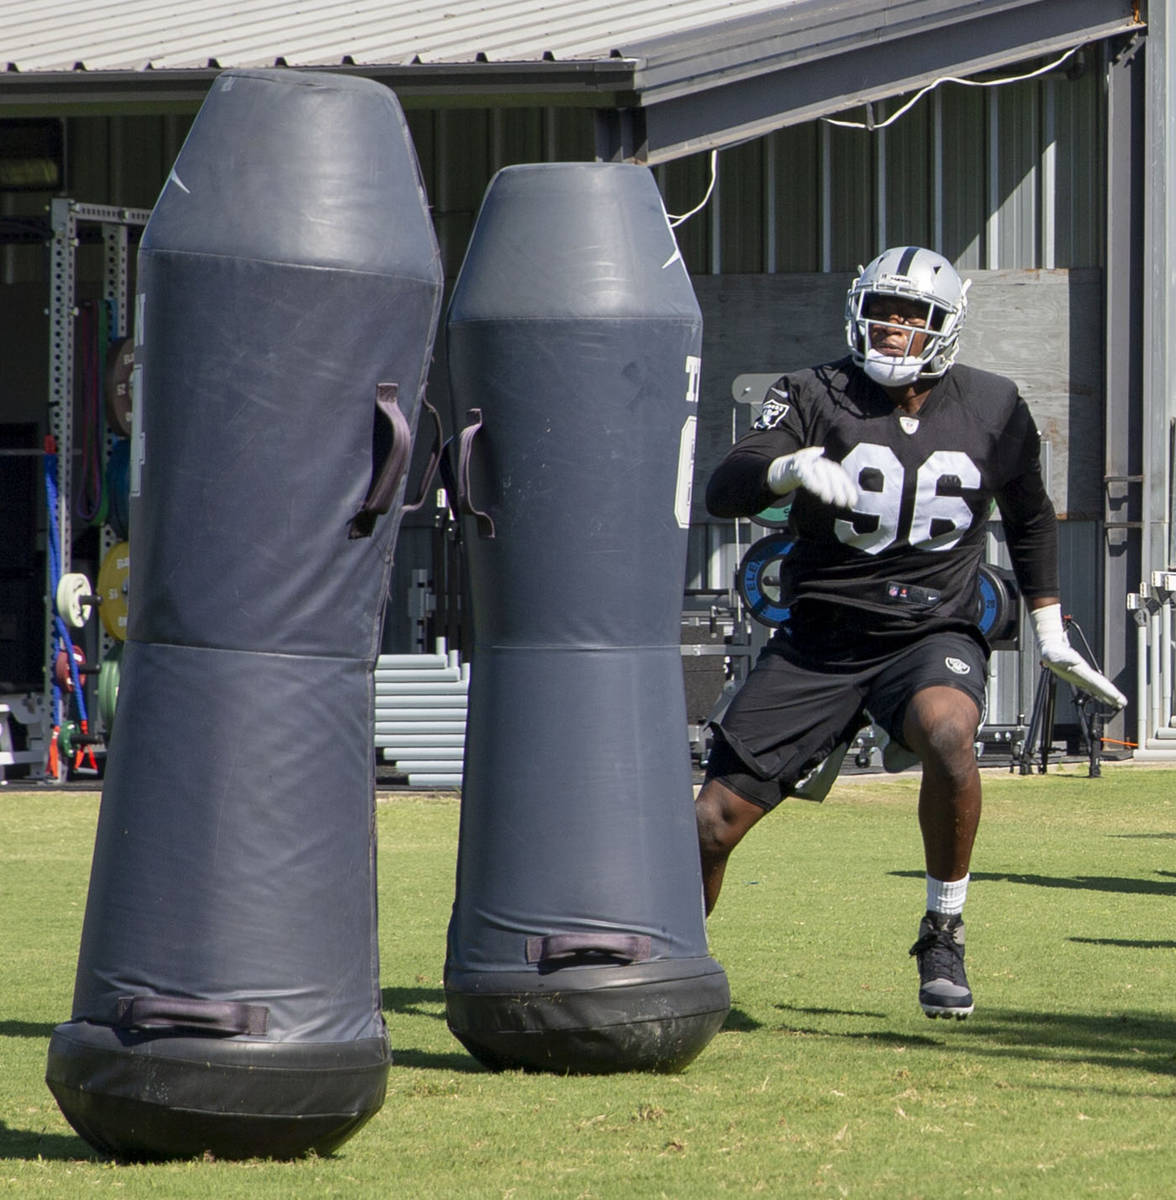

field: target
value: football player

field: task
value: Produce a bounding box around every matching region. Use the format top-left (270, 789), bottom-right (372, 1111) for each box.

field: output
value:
top-left (697, 245), bottom-right (1125, 1019)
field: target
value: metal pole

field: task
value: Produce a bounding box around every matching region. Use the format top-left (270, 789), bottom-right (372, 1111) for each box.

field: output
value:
top-left (1103, 36), bottom-right (1146, 754)
top-left (1146, 0), bottom-right (1174, 576)
top-left (1137, 609), bottom-right (1150, 750)
top-left (44, 198), bottom-right (78, 776)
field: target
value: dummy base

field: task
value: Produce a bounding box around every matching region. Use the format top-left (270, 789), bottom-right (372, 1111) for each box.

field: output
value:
top-left (46, 1020), bottom-right (389, 1161)
top-left (445, 956), bottom-right (730, 1074)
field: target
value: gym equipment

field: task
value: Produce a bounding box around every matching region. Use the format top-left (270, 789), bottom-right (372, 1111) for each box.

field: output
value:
top-left (56, 719), bottom-right (103, 761)
top-left (444, 162), bottom-right (729, 1074)
top-left (95, 542), bottom-right (129, 641)
top-left (97, 643), bottom-right (121, 734)
top-left (104, 337), bottom-right (135, 437)
top-left (54, 573), bottom-right (95, 630)
top-left (43, 438), bottom-right (97, 778)
top-left (53, 647), bottom-right (87, 692)
top-left (42, 201), bottom-right (148, 770)
top-left (752, 498), bottom-right (792, 529)
top-left (975, 561), bottom-right (1019, 649)
top-left (736, 534), bottom-right (797, 627)
top-left (46, 68), bottom-right (443, 1161)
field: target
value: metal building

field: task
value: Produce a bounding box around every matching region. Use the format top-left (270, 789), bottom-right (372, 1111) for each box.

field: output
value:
top-left (1, 0), bottom-right (1169, 779)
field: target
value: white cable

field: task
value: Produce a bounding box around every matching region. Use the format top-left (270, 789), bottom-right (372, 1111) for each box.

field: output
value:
top-left (667, 150), bottom-right (718, 227)
top-left (663, 47), bottom-right (1079, 228)
top-left (822, 45), bottom-right (1081, 132)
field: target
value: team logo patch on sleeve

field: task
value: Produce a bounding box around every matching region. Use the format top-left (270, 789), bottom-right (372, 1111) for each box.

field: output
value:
top-left (945, 657), bottom-right (971, 675)
top-left (754, 388), bottom-right (791, 430)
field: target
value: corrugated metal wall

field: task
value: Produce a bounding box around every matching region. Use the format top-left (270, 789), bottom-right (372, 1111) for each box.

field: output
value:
top-left (651, 58), bottom-right (1104, 275)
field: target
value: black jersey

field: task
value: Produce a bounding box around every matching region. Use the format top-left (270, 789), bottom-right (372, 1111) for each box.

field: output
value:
top-left (706, 356), bottom-right (1059, 646)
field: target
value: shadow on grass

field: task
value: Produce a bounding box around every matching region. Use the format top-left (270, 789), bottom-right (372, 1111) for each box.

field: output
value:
top-left (382, 985), bottom-right (446, 1018)
top-left (390, 1047), bottom-right (484, 1071)
top-left (382, 986), bottom-right (486, 1072)
top-left (961, 1008), bottom-right (1176, 1076)
top-left (772, 1005), bottom-right (944, 1046)
top-left (768, 1002), bottom-right (1176, 1075)
top-left (0, 1120), bottom-right (96, 1163)
top-left (721, 1005), bottom-right (763, 1032)
top-left (0, 1020), bottom-right (58, 1038)
top-left (1070, 936), bottom-right (1176, 950)
top-left (890, 868), bottom-right (1176, 896)
top-left (779, 1004), bottom-right (887, 1020)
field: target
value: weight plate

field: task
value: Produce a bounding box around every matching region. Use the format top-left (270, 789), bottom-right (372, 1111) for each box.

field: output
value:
top-left (54, 646), bottom-right (86, 692)
top-left (751, 498), bottom-right (792, 530)
top-left (976, 562), bottom-right (1020, 648)
top-left (104, 337), bottom-right (135, 437)
top-left (55, 572), bottom-right (92, 629)
top-left (57, 721), bottom-right (79, 759)
top-left (736, 534), bottom-right (797, 627)
top-left (98, 642), bottom-right (123, 734)
top-left (97, 541), bottom-right (130, 641)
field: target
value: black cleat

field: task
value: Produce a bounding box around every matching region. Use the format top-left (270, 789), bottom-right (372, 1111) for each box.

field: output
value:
top-left (909, 911), bottom-right (974, 1019)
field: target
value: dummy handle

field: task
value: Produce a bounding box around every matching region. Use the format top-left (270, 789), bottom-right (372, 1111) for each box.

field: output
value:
top-left (399, 397), bottom-right (444, 517)
top-left (115, 995), bottom-right (270, 1036)
top-left (525, 932), bottom-right (652, 966)
top-left (348, 381), bottom-right (412, 539)
top-left (455, 407), bottom-right (495, 539)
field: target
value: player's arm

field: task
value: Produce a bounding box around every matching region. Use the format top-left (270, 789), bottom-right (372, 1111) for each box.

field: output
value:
top-left (705, 380), bottom-right (857, 518)
top-left (1026, 597), bottom-right (1127, 709)
top-left (705, 429), bottom-right (789, 518)
top-left (997, 404), bottom-right (1126, 709)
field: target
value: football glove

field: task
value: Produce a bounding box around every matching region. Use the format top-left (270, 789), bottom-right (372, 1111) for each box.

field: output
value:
top-left (1030, 603), bottom-right (1126, 710)
top-left (766, 446), bottom-right (859, 509)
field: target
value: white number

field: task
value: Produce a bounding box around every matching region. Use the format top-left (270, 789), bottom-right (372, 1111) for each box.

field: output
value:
top-left (909, 450), bottom-right (981, 551)
top-left (834, 443), bottom-right (980, 556)
top-left (835, 444), bottom-right (903, 554)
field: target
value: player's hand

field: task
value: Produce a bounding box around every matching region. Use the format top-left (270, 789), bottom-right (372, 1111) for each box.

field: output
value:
top-left (1030, 603), bottom-right (1127, 709)
top-left (766, 446), bottom-right (859, 508)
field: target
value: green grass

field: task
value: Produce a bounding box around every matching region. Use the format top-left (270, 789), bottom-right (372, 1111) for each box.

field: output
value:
top-left (2, 765), bottom-right (1176, 1196)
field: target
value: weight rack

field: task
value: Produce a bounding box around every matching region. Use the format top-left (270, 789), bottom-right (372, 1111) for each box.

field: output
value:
top-left (40, 199), bottom-right (150, 779)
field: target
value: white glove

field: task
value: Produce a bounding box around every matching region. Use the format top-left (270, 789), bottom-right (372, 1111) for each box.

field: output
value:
top-left (1030, 603), bottom-right (1127, 709)
top-left (766, 446), bottom-right (859, 509)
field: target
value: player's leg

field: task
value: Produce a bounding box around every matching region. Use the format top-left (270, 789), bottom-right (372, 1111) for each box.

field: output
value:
top-left (902, 684), bottom-right (983, 885)
top-left (697, 646), bottom-right (865, 915)
top-left (695, 775), bottom-right (767, 915)
top-left (868, 634), bottom-right (987, 1019)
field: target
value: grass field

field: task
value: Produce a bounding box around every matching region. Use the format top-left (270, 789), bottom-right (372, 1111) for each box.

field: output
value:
top-left (2, 764), bottom-right (1175, 1197)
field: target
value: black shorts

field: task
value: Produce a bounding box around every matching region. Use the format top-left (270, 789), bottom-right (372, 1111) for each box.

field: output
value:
top-left (707, 630), bottom-right (988, 811)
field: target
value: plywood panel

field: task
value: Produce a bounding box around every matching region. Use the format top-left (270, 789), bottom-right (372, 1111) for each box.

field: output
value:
top-left (692, 267), bottom-right (1103, 519)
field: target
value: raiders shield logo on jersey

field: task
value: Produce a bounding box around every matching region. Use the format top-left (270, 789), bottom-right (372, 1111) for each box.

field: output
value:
top-left (755, 388), bottom-right (791, 430)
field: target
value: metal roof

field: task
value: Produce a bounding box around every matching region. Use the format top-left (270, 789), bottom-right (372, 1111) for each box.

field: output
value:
top-left (0, 0), bottom-right (1146, 163)
top-left (0, 0), bottom-right (801, 71)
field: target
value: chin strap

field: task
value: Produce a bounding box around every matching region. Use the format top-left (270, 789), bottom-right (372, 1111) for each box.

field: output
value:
top-left (862, 350), bottom-right (926, 387)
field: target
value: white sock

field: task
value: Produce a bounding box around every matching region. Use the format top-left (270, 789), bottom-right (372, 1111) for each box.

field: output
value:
top-left (926, 873), bottom-right (968, 916)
